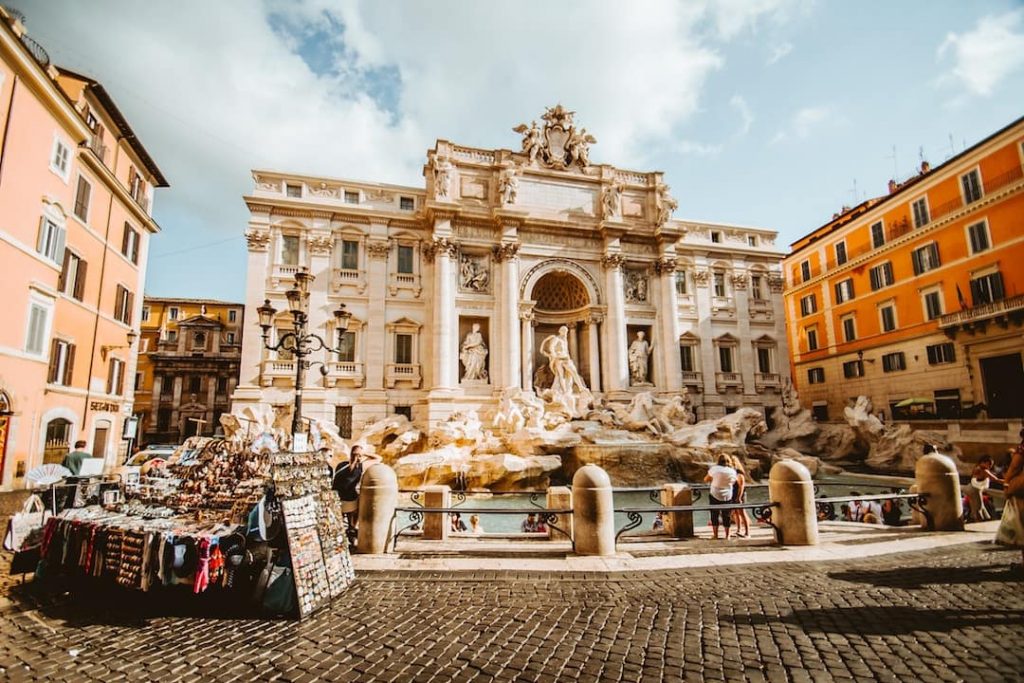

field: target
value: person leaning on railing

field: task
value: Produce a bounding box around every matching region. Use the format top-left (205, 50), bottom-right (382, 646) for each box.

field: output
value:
top-left (994, 430), bottom-right (1024, 570)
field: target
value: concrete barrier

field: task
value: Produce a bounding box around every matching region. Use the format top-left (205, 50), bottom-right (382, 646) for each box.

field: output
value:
top-left (546, 486), bottom-right (572, 541)
top-left (661, 484), bottom-right (693, 538)
top-left (356, 464), bottom-right (398, 554)
top-left (914, 454), bottom-right (964, 531)
top-left (768, 460), bottom-right (818, 546)
top-left (421, 485), bottom-right (450, 540)
top-left (572, 464), bottom-right (615, 556)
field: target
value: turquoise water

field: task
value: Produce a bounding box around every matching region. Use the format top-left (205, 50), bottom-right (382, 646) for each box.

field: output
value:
top-left (394, 474), bottom-right (914, 536)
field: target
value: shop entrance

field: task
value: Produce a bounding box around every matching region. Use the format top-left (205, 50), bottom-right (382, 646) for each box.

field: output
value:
top-left (92, 420), bottom-right (110, 459)
top-left (981, 353), bottom-right (1024, 418)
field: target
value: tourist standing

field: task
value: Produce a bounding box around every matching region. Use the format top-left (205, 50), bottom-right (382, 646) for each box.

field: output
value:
top-left (968, 456), bottom-right (1003, 521)
top-left (729, 455), bottom-right (751, 538)
top-left (62, 440), bottom-right (90, 476)
top-left (332, 445), bottom-right (381, 543)
top-left (995, 431), bottom-right (1024, 569)
top-left (704, 455), bottom-right (737, 540)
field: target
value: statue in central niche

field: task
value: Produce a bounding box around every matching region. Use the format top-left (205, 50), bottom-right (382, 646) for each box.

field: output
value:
top-left (539, 325), bottom-right (592, 418)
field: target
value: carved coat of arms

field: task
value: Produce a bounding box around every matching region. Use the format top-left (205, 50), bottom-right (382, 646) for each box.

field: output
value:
top-left (514, 104), bottom-right (596, 171)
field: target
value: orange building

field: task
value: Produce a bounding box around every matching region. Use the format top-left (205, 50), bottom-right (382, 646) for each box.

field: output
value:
top-left (0, 9), bottom-right (167, 489)
top-left (784, 116), bottom-right (1024, 423)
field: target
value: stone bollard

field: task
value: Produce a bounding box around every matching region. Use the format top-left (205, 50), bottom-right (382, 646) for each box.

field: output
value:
top-left (546, 486), bottom-right (573, 541)
top-left (356, 464), bottom-right (398, 554)
top-left (914, 454), bottom-right (964, 531)
top-left (661, 484), bottom-right (693, 538)
top-left (572, 465), bottom-right (615, 556)
top-left (421, 485), bottom-right (450, 541)
top-left (768, 460), bottom-right (819, 546)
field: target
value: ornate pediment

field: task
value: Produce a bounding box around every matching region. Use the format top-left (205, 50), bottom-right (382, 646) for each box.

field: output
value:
top-left (514, 104), bottom-right (596, 171)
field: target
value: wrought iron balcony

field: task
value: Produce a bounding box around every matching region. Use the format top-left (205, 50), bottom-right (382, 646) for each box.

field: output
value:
top-left (938, 293), bottom-right (1024, 331)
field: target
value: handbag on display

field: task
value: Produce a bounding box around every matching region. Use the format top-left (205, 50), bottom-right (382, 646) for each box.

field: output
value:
top-left (3, 494), bottom-right (51, 552)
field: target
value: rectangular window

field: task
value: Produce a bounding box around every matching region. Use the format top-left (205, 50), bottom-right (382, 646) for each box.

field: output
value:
top-left (189, 376), bottom-right (202, 394)
top-left (674, 270), bottom-right (687, 296)
top-left (107, 358), bottom-right (125, 396)
top-left (36, 218), bottom-right (66, 264)
top-left (869, 262), bottom-right (894, 291)
top-left (228, 309), bottom-right (238, 323)
top-left (967, 222), bottom-right (990, 254)
top-left (912, 197), bottom-right (929, 228)
top-left (806, 327), bottom-right (818, 351)
top-left (344, 190), bottom-right (359, 204)
top-left (882, 352), bottom-right (906, 373)
top-left (395, 334), bottom-right (413, 364)
top-left (713, 272), bottom-right (726, 298)
top-left (842, 316), bottom-right (856, 342)
top-left (281, 235), bottom-right (300, 265)
top-left (834, 278), bottom-right (855, 304)
top-left (911, 243), bottom-right (940, 275)
top-left (800, 260), bottom-right (811, 282)
top-left (121, 223), bottom-right (140, 264)
top-left (679, 345), bottom-right (694, 372)
top-left (168, 306), bottom-right (179, 321)
top-left (226, 332), bottom-right (236, 344)
top-left (750, 275), bottom-right (764, 300)
top-left (757, 347), bottom-right (772, 373)
top-left (114, 285), bottom-right (133, 325)
top-left (807, 367), bottom-right (825, 384)
top-left (128, 166), bottom-right (144, 203)
top-left (161, 374), bottom-right (174, 397)
top-left (399, 196), bottom-right (415, 211)
top-left (338, 331), bottom-right (356, 362)
top-left (970, 271), bottom-right (1005, 306)
top-left (50, 138), bottom-right (70, 179)
top-left (926, 342), bottom-right (956, 365)
top-left (871, 221), bottom-right (885, 248)
top-left (341, 240), bottom-right (359, 270)
top-left (719, 346), bottom-right (733, 373)
top-left (335, 405), bottom-right (353, 439)
top-left (134, 372), bottom-right (143, 391)
top-left (285, 183), bottom-right (302, 198)
top-left (73, 176), bottom-right (91, 222)
top-left (961, 169), bottom-right (982, 204)
top-left (800, 294), bottom-right (817, 316)
top-left (58, 250), bottom-right (87, 301)
top-left (834, 241), bottom-right (847, 266)
top-left (47, 339), bottom-right (75, 386)
top-left (747, 235), bottom-right (757, 247)
top-left (157, 408), bottom-right (171, 432)
top-left (141, 306), bottom-right (150, 322)
top-left (167, 330), bottom-right (177, 342)
top-left (217, 376), bottom-right (228, 395)
top-left (880, 305), bottom-right (896, 332)
top-left (711, 231), bottom-right (721, 244)
top-left (924, 291), bottom-right (943, 320)
top-left (25, 302), bottom-right (49, 355)
top-left (842, 360), bottom-right (864, 378)
top-left (397, 245), bottom-right (414, 274)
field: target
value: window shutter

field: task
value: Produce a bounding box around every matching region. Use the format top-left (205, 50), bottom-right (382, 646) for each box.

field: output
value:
top-left (47, 338), bottom-right (60, 383)
top-left (117, 361), bottom-right (124, 395)
top-left (970, 279), bottom-right (983, 306)
top-left (37, 217), bottom-right (47, 253)
top-left (993, 272), bottom-right (1005, 301)
top-left (58, 248), bottom-right (70, 292)
top-left (126, 291), bottom-right (134, 325)
top-left (54, 225), bottom-right (66, 261)
top-left (912, 250), bottom-right (922, 276)
top-left (64, 344), bottom-right (75, 385)
top-left (870, 268), bottom-right (879, 291)
top-left (106, 362), bottom-right (113, 395)
top-left (834, 283), bottom-right (841, 302)
top-left (131, 231), bottom-right (139, 264)
top-left (122, 223), bottom-right (130, 255)
top-left (930, 243), bottom-right (940, 268)
top-left (74, 259), bottom-right (87, 300)
top-left (927, 346), bottom-right (937, 364)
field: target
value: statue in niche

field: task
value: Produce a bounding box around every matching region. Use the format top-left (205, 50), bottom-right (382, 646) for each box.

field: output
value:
top-left (498, 165), bottom-right (519, 205)
top-left (460, 323), bottom-right (489, 382)
top-left (628, 331), bottom-right (654, 386)
top-left (432, 155), bottom-right (453, 200)
top-left (539, 326), bottom-right (593, 418)
top-left (602, 181), bottom-right (623, 218)
top-left (624, 270), bottom-right (648, 304)
top-left (459, 254), bottom-right (490, 293)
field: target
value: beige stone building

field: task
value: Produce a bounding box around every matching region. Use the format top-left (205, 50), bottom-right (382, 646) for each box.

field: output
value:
top-left (233, 106), bottom-right (789, 435)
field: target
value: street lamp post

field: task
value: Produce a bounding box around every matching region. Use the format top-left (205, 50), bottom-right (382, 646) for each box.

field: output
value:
top-left (256, 268), bottom-right (352, 439)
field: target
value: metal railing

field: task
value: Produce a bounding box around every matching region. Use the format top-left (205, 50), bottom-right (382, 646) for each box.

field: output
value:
top-left (390, 505), bottom-right (574, 552)
top-left (614, 501), bottom-right (780, 543)
top-left (812, 492), bottom-right (931, 529)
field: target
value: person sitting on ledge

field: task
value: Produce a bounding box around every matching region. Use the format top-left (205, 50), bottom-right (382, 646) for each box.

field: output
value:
top-left (521, 513), bottom-right (539, 533)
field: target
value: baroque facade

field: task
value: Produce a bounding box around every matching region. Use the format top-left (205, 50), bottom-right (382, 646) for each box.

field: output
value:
top-left (0, 9), bottom-right (166, 489)
top-left (784, 115), bottom-right (1024, 423)
top-left (134, 298), bottom-right (244, 444)
top-left (233, 106), bottom-right (789, 433)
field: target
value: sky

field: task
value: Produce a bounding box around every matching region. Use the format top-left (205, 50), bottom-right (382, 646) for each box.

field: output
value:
top-left (10, 0), bottom-right (1024, 301)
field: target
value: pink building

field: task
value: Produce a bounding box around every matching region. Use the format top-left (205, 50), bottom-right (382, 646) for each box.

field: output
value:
top-left (0, 8), bottom-right (167, 489)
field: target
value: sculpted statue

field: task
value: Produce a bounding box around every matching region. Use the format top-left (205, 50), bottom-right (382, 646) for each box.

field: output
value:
top-left (459, 254), bottom-right (490, 293)
top-left (498, 166), bottom-right (519, 205)
top-left (460, 323), bottom-right (489, 382)
top-left (656, 183), bottom-right (678, 226)
top-left (628, 331), bottom-right (654, 385)
top-left (566, 126), bottom-right (596, 167)
top-left (432, 155), bottom-right (453, 200)
top-left (624, 270), bottom-right (649, 304)
top-left (602, 181), bottom-right (623, 218)
top-left (539, 325), bottom-right (593, 418)
top-left (513, 120), bottom-right (544, 164)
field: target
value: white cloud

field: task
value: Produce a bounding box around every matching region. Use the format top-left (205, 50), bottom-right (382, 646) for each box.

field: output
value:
top-left (767, 41), bottom-right (793, 65)
top-left (706, 0), bottom-right (808, 40)
top-left (771, 105), bottom-right (833, 144)
top-left (674, 140), bottom-right (723, 157)
top-left (729, 94), bottom-right (754, 136)
top-left (937, 9), bottom-right (1024, 97)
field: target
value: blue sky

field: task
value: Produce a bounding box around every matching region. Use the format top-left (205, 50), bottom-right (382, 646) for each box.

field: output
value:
top-left (11, 1), bottom-right (1024, 301)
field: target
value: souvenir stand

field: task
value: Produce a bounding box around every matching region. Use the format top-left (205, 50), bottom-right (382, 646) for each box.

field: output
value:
top-left (34, 435), bottom-right (355, 618)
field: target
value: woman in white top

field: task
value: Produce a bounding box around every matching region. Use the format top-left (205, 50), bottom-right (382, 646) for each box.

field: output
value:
top-left (704, 455), bottom-right (738, 540)
top-left (969, 456), bottom-right (1003, 521)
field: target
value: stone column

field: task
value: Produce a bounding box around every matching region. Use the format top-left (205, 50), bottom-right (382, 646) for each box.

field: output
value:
top-left (364, 233), bottom-right (391, 394)
top-left (205, 378), bottom-right (217, 433)
top-left (237, 226), bottom-right (272, 390)
top-left (587, 313), bottom-right (602, 393)
top-left (602, 254), bottom-right (628, 394)
top-left (422, 485), bottom-right (451, 541)
top-left (496, 242), bottom-right (521, 390)
top-left (429, 236), bottom-right (459, 390)
top-left (694, 266), bottom-right (719, 417)
top-left (656, 257), bottom-right (682, 392)
top-left (521, 310), bottom-right (535, 391)
top-left (568, 321), bottom-right (579, 364)
top-left (733, 270), bottom-right (756, 398)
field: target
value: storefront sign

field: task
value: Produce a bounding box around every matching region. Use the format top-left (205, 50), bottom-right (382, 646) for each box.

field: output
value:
top-left (90, 401), bottom-right (120, 412)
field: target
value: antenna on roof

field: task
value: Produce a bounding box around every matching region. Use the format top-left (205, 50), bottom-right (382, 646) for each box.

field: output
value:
top-left (849, 179), bottom-right (860, 205)
top-left (884, 145), bottom-right (898, 181)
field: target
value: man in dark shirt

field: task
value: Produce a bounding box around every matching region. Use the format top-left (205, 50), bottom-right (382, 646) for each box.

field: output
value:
top-left (62, 440), bottom-right (90, 476)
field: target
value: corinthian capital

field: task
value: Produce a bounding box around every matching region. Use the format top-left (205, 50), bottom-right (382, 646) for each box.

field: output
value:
top-left (423, 236), bottom-right (459, 262)
top-left (654, 257), bottom-right (677, 275)
top-left (601, 253), bottom-right (624, 270)
top-left (493, 241), bottom-right (521, 262)
top-left (245, 230), bottom-right (270, 252)
top-left (366, 239), bottom-right (391, 260)
top-left (307, 235), bottom-right (333, 256)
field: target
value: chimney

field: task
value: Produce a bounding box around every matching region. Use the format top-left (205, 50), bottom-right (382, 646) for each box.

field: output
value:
top-left (920, 160), bottom-right (931, 174)
top-left (888, 179), bottom-right (898, 194)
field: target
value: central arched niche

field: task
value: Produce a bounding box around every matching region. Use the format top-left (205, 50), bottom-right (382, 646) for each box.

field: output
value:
top-left (532, 271), bottom-right (590, 313)
top-left (529, 271), bottom-right (594, 390)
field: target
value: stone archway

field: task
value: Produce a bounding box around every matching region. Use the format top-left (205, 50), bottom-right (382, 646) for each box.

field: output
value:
top-left (525, 267), bottom-right (601, 392)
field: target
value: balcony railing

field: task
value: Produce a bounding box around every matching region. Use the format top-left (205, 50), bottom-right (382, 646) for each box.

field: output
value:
top-left (386, 363), bottom-right (421, 388)
top-left (680, 371), bottom-right (702, 386)
top-left (755, 373), bottom-right (781, 390)
top-left (938, 293), bottom-right (1024, 329)
top-left (88, 134), bottom-right (108, 163)
top-left (327, 361), bottom-right (364, 388)
top-left (715, 372), bottom-right (743, 392)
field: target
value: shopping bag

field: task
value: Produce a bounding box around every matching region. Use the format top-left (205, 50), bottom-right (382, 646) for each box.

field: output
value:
top-left (3, 495), bottom-right (51, 551)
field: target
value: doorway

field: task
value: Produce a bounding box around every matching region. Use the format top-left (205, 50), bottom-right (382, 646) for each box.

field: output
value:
top-left (980, 353), bottom-right (1024, 418)
top-left (92, 421), bottom-right (110, 459)
top-left (44, 418), bottom-right (72, 464)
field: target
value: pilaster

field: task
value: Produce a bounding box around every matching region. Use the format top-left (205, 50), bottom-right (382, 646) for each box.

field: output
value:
top-left (601, 252), bottom-right (628, 394)
top-left (495, 237), bottom-right (521, 391)
top-left (655, 255), bottom-right (682, 393)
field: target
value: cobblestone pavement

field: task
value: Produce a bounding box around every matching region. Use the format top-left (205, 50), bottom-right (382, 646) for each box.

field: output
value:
top-left (2, 543), bottom-right (1023, 682)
